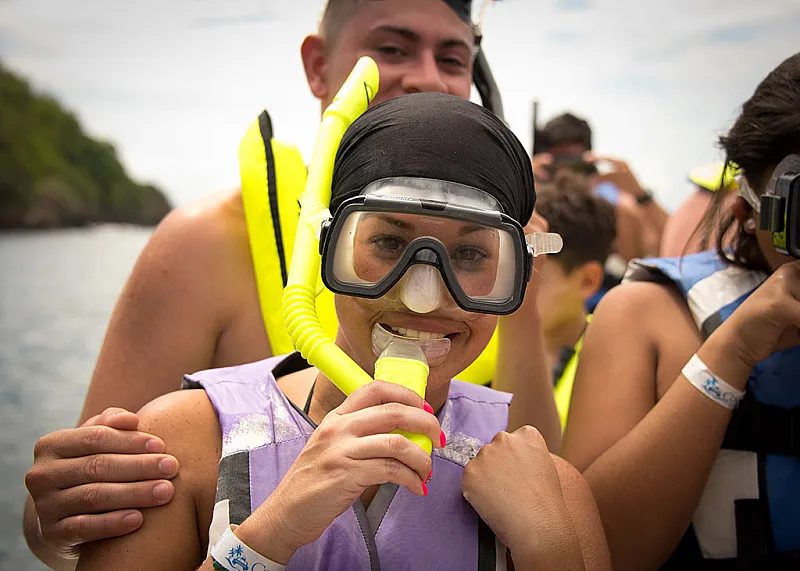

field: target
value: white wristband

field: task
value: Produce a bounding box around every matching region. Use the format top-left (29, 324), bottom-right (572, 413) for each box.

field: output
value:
top-left (682, 354), bottom-right (744, 410)
top-left (211, 526), bottom-right (288, 571)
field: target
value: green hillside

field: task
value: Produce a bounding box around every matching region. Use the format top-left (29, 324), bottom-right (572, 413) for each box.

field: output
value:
top-left (0, 62), bottom-right (171, 228)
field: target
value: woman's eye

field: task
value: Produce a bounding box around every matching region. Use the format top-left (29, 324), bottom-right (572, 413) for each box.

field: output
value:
top-left (371, 235), bottom-right (406, 255)
top-left (452, 246), bottom-right (489, 264)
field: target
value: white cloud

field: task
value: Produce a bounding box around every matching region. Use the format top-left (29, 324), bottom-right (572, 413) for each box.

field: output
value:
top-left (1, 0), bottom-right (797, 211)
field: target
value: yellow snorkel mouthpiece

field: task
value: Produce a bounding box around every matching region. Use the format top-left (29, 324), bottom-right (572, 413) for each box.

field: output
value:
top-left (282, 56), bottom-right (432, 455)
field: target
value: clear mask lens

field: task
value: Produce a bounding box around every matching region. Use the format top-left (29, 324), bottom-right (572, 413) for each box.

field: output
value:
top-left (332, 210), bottom-right (518, 304)
top-left (322, 177), bottom-right (564, 314)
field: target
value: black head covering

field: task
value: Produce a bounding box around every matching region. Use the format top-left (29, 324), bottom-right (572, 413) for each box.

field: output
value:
top-left (443, 0), bottom-right (472, 23)
top-left (330, 92), bottom-right (534, 225)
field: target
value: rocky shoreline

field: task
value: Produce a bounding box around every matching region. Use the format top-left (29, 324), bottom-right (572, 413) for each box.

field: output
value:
top-left (1, 62), bottom-right (172, 229)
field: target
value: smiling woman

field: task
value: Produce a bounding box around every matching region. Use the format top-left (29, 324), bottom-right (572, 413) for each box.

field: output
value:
top-left (74, 91), bottom-right (610, 571)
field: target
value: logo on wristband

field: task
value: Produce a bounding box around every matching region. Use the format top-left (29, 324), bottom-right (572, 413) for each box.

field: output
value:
top-left (225, 545), bottom-right (269, 571)
top-left (701, 376), bottom-right (740, 408)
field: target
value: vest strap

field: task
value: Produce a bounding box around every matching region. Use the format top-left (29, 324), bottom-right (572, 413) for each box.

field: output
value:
top-left (257, 111), bottom-right (288, 287)
top-left (734, 498), bottom-right (773, 568)
top-left (723, 392), bottom-right (800, 457)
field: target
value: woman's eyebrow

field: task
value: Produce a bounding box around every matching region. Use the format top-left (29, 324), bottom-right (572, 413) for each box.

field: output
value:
top-left (458, 224), bottom-right (493, 236)
top-left (362, 213), bottom-right (415, 230)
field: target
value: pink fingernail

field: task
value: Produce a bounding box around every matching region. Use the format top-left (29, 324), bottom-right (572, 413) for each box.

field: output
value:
top-left (439, 431), bottom-right (447, 448)
top-left (426, 469), bottom-right (432, 484)
top-left (423, 401), bottom-right (434, 415)
top-left (421, 481), bottom-right (428, 496)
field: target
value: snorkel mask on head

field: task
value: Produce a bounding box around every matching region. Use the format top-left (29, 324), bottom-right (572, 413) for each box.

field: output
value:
top-left (737, 154), bottom-right (800, 258)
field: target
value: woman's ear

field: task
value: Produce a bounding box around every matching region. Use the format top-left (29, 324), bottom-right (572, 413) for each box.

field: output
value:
top-left (731, 196), bottom-right (757, 233)
top-left (731, 195), bottom-right (753, 223)
top-left (301, 34), bottom-right (329, 101)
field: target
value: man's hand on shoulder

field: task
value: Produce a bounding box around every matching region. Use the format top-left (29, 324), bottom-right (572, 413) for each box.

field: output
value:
top-left (24, 407), bottom-right (179, 564)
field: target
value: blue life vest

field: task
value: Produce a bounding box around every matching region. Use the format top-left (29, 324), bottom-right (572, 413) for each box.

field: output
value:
top-left (627, 250), bottom-right (800, 570)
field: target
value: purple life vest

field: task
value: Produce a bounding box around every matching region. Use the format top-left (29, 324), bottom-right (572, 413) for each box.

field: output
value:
top-left (183, 352), bottom-right (511, 570)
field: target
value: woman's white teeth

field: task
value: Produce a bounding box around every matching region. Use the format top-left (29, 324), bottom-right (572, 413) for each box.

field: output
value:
top-left (389, 326), bottom-right (445, 340)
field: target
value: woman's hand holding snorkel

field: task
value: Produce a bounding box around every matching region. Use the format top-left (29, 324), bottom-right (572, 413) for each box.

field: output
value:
top-left (232, 381), bottom-right (443, 565)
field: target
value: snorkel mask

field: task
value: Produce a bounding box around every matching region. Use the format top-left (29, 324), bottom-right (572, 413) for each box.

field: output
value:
top-left (320, 177), bottom-right (561, 315)
top-left (738, 154), bottom-right (800, 258)
top-left (320, 176), bottom-right (560, 366)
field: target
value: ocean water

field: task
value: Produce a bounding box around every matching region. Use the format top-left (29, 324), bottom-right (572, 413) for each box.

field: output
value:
top-left (0, 226), bottom-right (152, 570)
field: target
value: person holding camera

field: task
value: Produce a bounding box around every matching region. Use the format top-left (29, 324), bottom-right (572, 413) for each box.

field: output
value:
top-left (531, 113), bottom-right (667, 310)
top-left (561, 52), bottom-right (800, 570)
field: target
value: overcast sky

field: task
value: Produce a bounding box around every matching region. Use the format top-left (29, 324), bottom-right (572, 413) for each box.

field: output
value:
top-left (1, 0), bottom-right (798, 211)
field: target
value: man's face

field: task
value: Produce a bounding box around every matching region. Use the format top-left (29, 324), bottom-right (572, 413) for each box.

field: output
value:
top-left (316, 0), bottom-right (475, 108)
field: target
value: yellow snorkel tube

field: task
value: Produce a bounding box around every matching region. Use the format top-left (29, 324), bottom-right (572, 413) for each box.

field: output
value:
top-left (282, 56), bottom-right (432, 454)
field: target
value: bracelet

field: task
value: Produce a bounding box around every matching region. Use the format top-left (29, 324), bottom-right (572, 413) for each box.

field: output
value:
top-left (210, 526), bottom-right (288, 571)
top-left (682, 354), bottom-right (744, 409)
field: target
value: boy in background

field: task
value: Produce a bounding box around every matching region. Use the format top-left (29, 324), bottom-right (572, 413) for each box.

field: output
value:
top-left (535, 172), bottom-right (616, 428)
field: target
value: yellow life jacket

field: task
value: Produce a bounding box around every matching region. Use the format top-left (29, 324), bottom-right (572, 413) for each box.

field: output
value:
top-left (688, 161), bottom-right (740, 192)
top-left (238, 110), bottom-right (496, 384)
top-left (553, 314), bottom-right (592, 430)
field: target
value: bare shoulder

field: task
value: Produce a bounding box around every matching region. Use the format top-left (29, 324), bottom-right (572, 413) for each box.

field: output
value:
top-left (592, 279), bottom-right (687, 333)
top-left (138, 389), bottom-right (222, 539)
top-left (137, 389), bottom-right (222, 470)
top-left (592, 279), bottom-right (699, 361)
top-left (143, 189), bottom-right (249, 275)
top-left (119, 188), bottom-right (254, 332)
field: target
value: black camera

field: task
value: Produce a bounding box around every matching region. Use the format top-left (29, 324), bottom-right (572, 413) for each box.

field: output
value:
top-left (759, 155), bottom-right (800, 259)
top-left (547, 154), bottom-right (598, 178)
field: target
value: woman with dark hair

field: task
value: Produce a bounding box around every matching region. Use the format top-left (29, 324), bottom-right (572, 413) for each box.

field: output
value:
top-left (560, 52), bottom-right (800, 570)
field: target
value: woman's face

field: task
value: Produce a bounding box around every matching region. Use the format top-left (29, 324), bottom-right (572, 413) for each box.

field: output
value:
top-left (334, 287), bottom-right (498, 407)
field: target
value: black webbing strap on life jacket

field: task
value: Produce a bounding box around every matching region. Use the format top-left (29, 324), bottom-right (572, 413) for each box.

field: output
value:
top-left (711, 392), bottom-right (800, 569)
top-left (722, 391), bottom-right (800, 457)
top-left (256, 110), bottom-right (288, 287)
top-left (663, 390), bottom-right (800, 570)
